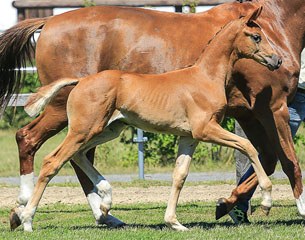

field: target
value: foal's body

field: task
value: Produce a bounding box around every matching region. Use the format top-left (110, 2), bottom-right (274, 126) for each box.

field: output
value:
top-left (19, 9), bottom-right (280, 231)
top-left (2, 0), bottom-right (305, 228)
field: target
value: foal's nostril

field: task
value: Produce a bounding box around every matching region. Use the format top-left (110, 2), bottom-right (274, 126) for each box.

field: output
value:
top-left (277, 58), bottom-right (282, 68)
top-left (271, 54), bottom-right (282, 69)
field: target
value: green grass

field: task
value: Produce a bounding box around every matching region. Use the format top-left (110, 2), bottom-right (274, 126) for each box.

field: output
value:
top-left (0, 200), bottom-right (304, 239)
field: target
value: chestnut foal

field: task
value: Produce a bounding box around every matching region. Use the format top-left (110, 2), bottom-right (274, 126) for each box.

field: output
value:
top-left (14, 7), bottom-right (280, 231)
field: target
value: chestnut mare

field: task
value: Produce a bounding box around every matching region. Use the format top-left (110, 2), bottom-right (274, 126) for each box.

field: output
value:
top-left (10, 8), bottom-right (278, 231)
top-left (0, 0), bottom-right (304, 229)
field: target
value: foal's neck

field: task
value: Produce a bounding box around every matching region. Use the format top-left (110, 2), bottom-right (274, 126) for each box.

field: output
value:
top-left (194, 21), bottom-right (240, 85)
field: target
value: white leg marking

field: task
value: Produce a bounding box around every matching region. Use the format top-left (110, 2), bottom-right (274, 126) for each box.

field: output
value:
top-left (87, 192), bottom-right (104, 222)
top-left (96, 178), bottom-right (112, 212)
top-left (296, 191), bottom-right (305, 217)
top-left (87, 191), bottom-right (125, 227)
top-left (18, 172), bottom-right (35, 206)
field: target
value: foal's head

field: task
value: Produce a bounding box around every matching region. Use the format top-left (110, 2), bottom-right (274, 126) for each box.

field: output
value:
top-left (234, 6), bottom-right (282, 71)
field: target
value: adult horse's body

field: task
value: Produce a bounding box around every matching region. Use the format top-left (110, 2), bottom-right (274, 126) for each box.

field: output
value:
top-left (13, 9), bottom-right (278, 231)
top-left (0, 0), bottom-right (304, 229)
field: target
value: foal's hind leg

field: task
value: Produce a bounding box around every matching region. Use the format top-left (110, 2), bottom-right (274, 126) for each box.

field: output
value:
top-left (164, 137), bottom-right (198, 231)
top-left (15, 99), bottom-right (124, 227)
top-left (73, 152), bottom-right (113, 220)
top-left (193, 120), bottom-right (272, 214)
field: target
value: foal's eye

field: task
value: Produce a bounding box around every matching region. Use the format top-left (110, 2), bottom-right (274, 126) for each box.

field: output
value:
top-left (251, 34), bottom-right (261, 43)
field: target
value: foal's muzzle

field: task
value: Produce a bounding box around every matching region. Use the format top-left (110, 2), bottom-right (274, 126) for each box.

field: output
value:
top-left (265, 54), bottom-right (282, 71)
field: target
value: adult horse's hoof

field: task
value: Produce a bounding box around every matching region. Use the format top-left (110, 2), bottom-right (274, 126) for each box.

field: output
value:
top-left (216, 198), bottom-right (229, 220)
top-left (261, 205), bottom-right (271, 216)
top-left (97, 213), bottom-right (126, 228)
top-left (10, 208), bottom-right (22, 230)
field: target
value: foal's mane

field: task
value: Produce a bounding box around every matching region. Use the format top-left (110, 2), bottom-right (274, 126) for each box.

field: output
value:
top-left (190, 19), bottom-right (237, 66)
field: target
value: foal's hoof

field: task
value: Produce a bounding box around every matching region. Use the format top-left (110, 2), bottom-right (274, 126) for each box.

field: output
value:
top-left (261, 205), bottom-right (271, 216)
top-left (10, 208), bottom-right (22, 230)
top-left (165, 222), bottom-right (189, 231)
top-left (216, 198), bottom-right (229, 220)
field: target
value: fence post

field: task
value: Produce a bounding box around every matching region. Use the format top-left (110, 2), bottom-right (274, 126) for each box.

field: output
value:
top-left (133, 129), bottom-right (148, 179)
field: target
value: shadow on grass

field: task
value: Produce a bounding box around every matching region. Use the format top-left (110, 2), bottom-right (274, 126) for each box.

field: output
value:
top-left (254, 219), bottom-right (304, 226)
top-left (38, 217), bottom-right (304, 231)
top-left (38, 208), bottom-right (91, 214)
top-left (115, 203), bottom-right (214, 211)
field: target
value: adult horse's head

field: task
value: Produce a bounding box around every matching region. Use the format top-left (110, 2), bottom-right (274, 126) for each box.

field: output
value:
top-left (234, 6), bottom-right (282, 71)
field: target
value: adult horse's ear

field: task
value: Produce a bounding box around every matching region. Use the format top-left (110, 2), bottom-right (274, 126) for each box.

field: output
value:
top-left (243, 6), bottom-right (263, 24)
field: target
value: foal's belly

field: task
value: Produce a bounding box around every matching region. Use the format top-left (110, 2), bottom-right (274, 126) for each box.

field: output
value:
top-left (119, 109), bottom-right (193, 136)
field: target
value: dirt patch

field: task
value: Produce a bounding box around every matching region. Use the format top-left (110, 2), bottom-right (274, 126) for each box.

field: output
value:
top-left (0, 184), bottom-right (293, 207)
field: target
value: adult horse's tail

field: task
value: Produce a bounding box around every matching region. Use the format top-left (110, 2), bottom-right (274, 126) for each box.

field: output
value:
top-left (25, 78), bottom-right (79, 117)
top-left (0, 18), bottom-right (49, 110)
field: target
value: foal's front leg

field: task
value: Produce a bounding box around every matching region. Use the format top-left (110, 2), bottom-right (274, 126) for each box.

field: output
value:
top-left (164, 137), bottom-right (198, 231)
top-left (72, 152), bottom-right (113, 221)
top-left (74, 120), bottom-right (127, 227)
top-left (194, 120), bottom-right (272, 214)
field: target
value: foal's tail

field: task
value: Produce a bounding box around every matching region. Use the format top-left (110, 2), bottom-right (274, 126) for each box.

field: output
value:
top-left (0, 17), bottom-right (49, 110)
top-left (25, 78), bottom-right (79, 117)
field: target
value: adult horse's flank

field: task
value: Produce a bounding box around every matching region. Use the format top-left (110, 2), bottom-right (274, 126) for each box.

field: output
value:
top-left (9, 8), bottom-right (278, 231)
top-left (1, 0), bottom-right (305, 229)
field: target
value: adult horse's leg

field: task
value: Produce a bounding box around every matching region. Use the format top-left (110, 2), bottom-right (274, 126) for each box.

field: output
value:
top-left (261, 105), bottom-right (305, 215)
top-left (216, 118), bottom-right (277, 219)
top-left (16, 103), bottom-right (67, 206)
top-left (164, 137), bottom-right (198, 231)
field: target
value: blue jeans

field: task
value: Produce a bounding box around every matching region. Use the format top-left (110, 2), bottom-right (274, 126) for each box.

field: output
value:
top-left (236, 90), bottom-right (305, 212)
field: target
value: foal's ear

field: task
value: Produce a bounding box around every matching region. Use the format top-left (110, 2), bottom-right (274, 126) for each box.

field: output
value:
top-left (243, 6), bottom-right (263, 24)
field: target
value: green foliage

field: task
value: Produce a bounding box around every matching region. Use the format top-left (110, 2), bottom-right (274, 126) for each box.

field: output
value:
top-left (183, 0), bottom-right (199, 13)
top-left (293, 122), bottom-right (305, 165)
top-left (0, 73), bottom-right (40, 129)
top-left (144, 132), bottom-right (178, 166)
top-left (83, 0), bottom-right (96, 7)
top-left (120, 117), bottom-right (235, 168)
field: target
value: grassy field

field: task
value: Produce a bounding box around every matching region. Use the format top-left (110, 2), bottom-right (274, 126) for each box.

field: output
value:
top-left (0, 200), bottom-right (304, 239)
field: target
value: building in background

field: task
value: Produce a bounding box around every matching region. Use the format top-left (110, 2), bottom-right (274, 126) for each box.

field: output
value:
top-left (1, 0), bottom-right (220, 31)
